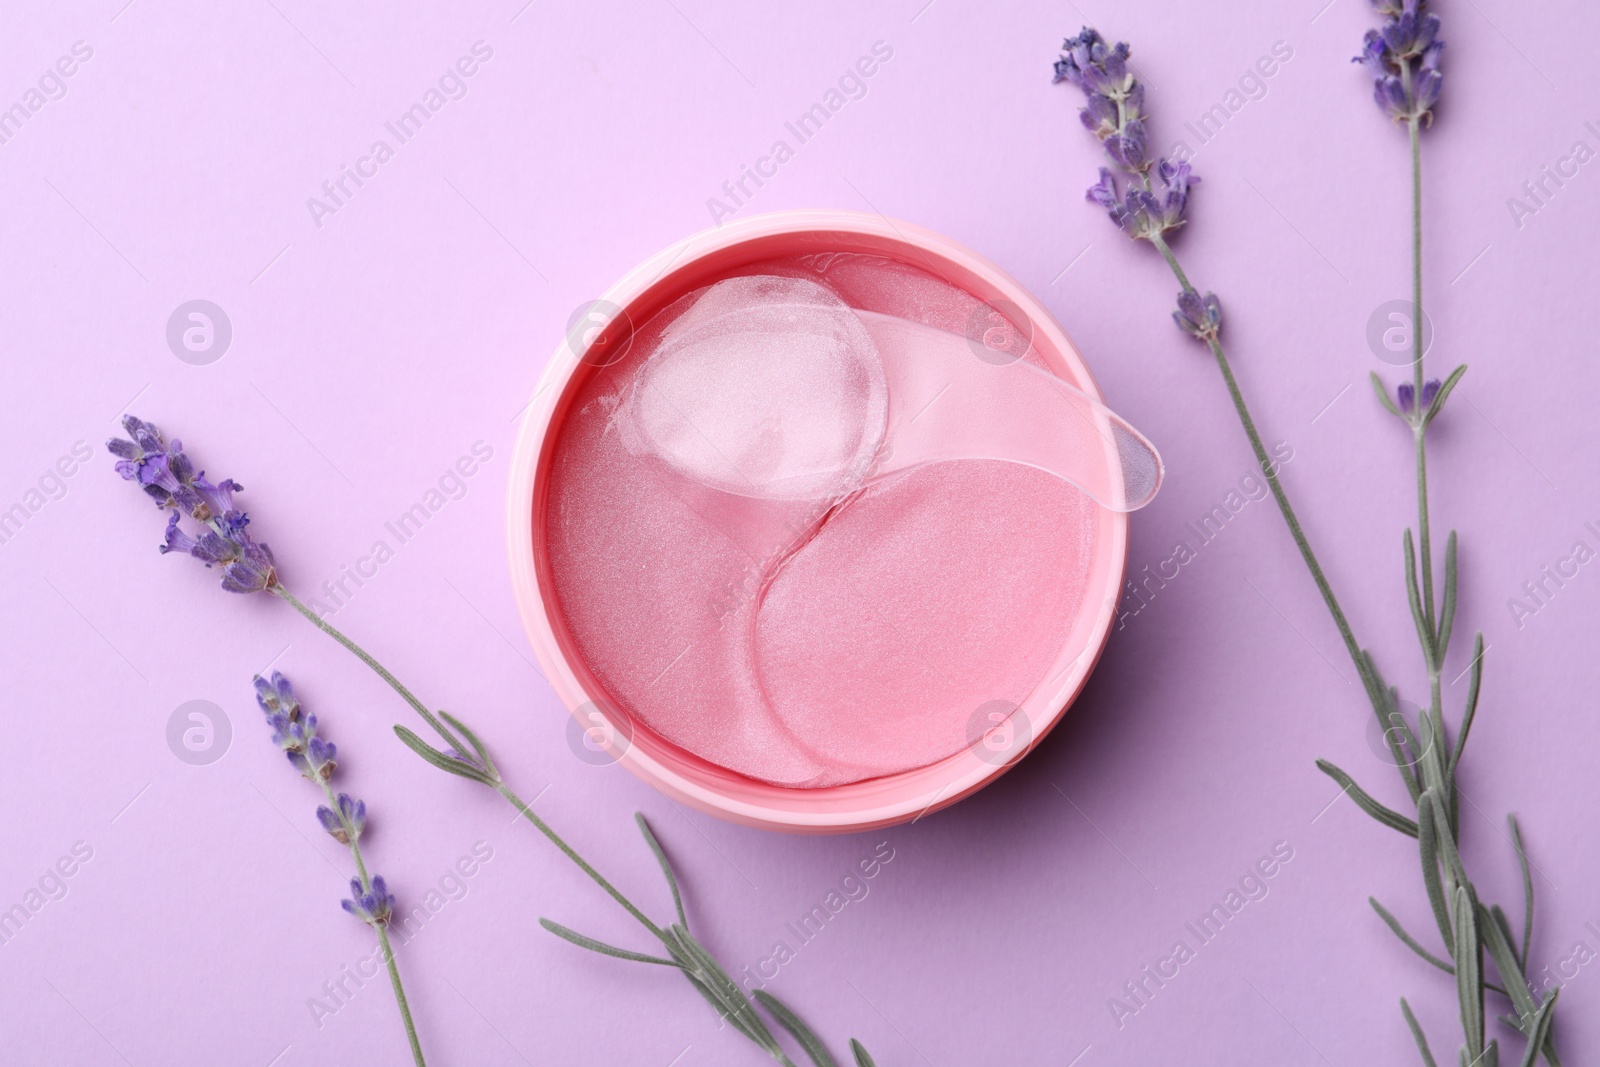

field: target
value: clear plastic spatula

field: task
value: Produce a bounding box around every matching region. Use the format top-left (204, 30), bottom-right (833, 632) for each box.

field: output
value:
top-left (618, 275), bottom-right (1162, 514)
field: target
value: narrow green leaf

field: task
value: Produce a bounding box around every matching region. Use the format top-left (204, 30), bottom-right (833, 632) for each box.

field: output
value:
top-left (1356, 646), bottom-right (1390, 716)
top-left (636, 813), bottom-right (688, 928)
top-left (850, 1039), bottom-right (877, 1067)
top-left (753, 990), bottom-right (838, 1067)
top-left (1517, 988), bottom-right (1558, 1067)
top-left (1371, 897), bottom-right (1455, 975)
top-left (1424, 363), bottom-right (1469, 427)
top-left (1316, 760), bottom-right (1419, 836)
top-left (1417, 792), bottom-right (1455, 957)
top-left (1362, 653), bottom-right (1424, 801)
top-left (1480, 910), bottom-right (1561, 1066)
top-left (1478, 905), bottom-right (1537, 1022)
top-left (439, 710), bottom-right (498, 779)
top-left (1426, 791), bottom-right (1468, 890)
top-left (1508, 815), bottom-right (1534, 974)
top-left (1403, 529), bottom-right (1437, 668)
top-left (1490, 905), bottom-right (1520, 974)
top-left (1449, 634), bottom-right (1485, 779)
top-left (539, 918), bottom-right (679, 966)
top-left (1437, 531), bottom-right (1459, 657)
top-left (1400, 998), bottom-right (1439, 1067)
top-left (1455, 884), bottom-right (1484, 1060)
top-left (1425, 704), bottom-right (1454, 835)
top-left (1372, 370), bottom-right (1404, 417)
top-left (393, 725), bottom-right (491, 784)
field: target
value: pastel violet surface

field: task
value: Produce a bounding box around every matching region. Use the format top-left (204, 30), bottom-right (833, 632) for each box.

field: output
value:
top-left (3, 1), bottom-right (1598, 1063)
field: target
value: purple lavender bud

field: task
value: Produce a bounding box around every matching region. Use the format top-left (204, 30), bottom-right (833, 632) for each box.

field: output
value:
top-left (1420, 39), bottom-right (1443, 72)
top-left (221, 541), bottom-right (278, 594)
top-left (1100, 44), bottom-right (1129, 89)
top-left (255, 671), bottom-right (299, 718)
top-left (1354, 30), bottom-right (1391, 78)
top-left (159, 513), bottom-right (197, 557)
top-left (1054, 28), bottom-right (1133, 97)
top-left (317, 805), bottom-right (345, 839)
top-left (123, 415), bottom-right (163, 455)
top-left (317, 793), bottom-right (366, 844)
top-left (1086, 168), bottom-right (1119, 209)
top-left (1414, 13), bottom-right (1441, 52)
top-left (1156, 160), bottom-right (1197, 229)
top-left (341, 876), bottom-right (396, 926)
top-left (339, 793), bottom-right (367, 833)
top-left (1080, 93), bottom-right (1118, 137)
top-left (1053, 28), bottom-right (1105, 88)
top-left (269, 713), bottom-right (307, 754)
top-left (1123, 83), bottom-right (1146, 123)
top-left (1414, 69), bottom-right (1442, 115)
top-left (168, 448), bottom-right (196, 489)
top-left (307, 736), bottom-right (337, 779)
top-left (1397, 382), bottom-right (1416, 413)
top-left (189, 530), bottom-right (240, 565)
top-left (1421, 378), bottom-right (1441, 407)
top-left (1381, 14), bottom-right (1416, 54)
top-left (1105, 119), bottom-right (1149, 171)
top-left (369, 876), bottom-right (396, 920)
top-left (1375, 76), bottom-right (1408, 120)
top-left (1173, 290), bottom-right (1223, 342)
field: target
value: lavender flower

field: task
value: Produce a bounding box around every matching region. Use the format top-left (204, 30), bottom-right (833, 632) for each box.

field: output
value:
top-left (1053, 28), bottom-right (1134, 103)
top-left (249, 668), bottom-right (422, 1060)
top-left (1057, 29), bottom-right (1197, 241)
top-left (1173, 290), bottom-right (1223, 343)
top-left (1087, 161), bottom-right (1199, 240)
top-left (1355, 0), bottom-right (1444, 125)
top-left (256, 671), bottom-right (340, 781)
top-left (342, 875), bottom-right (396, 927)
top-left (318, 794), bottom-right (367, 845)
top-left (107, 427), bottom-right (870, 1065)
top-left (254, 671), bottom-right (375, 902)
top-left (1396, 378), bottom-right (1440, 415)
top-left (1378, 376), bottom-right (1448, 428)
top-left (107, 416), bottom-right (277, 593)
top-left (1056, 29), bottom-right (1207, 342)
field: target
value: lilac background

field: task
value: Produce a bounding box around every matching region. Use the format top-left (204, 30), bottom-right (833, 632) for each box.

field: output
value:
top-left (2, 0), bottom-right (1597, 1063)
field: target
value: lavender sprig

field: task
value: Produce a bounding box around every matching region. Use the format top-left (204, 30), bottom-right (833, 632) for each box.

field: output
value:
top-left (254, 670), bottom-right (423, 1066)
top-left (106, 419), bottom-right (874, 1067)
top-left (1056, 22), bottom-right (1558, 1064)
top-left (1053, 28), bottom-right (1360, 674)
top-left (1354, 3), bottom-right (1558, 1062)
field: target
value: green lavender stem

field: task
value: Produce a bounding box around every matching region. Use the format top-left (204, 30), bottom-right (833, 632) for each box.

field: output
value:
top-left (314, 771), bottom-right (426, 1067)
top-left (270, 584), bottom-right (845, 1067)
top-left (1405, 75), bottom-right (1436, 634)
top-left (1146, 233), bottom-right (1374, 696)
top-left (1397, 97), bottom-right (1558, 1064)
top-left (272, 587), bottom-right (455, 747)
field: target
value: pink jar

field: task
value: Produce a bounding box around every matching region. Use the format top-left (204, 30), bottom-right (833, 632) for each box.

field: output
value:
top-left (507, 210), bottom-right (1129, 833)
